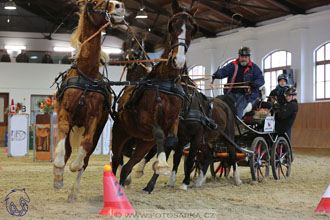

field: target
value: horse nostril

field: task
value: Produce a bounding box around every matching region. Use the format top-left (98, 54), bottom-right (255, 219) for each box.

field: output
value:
top-left (115, 4), bottom-right (121, 9)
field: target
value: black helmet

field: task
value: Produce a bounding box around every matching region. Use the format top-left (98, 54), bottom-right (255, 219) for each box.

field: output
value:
top-left (284, 87), bottom-right (297, 96)
top-left (238, 47), bottom-right (251, 56)
top-left (277, 74), bottom-right (288, 82)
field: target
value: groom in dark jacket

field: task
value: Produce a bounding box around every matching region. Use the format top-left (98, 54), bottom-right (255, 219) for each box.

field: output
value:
top-left (212, 47), bottom-right (265, 118)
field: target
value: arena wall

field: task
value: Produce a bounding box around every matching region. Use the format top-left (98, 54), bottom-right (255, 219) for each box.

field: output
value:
top-left (0, 63), bottom-right (125, 114)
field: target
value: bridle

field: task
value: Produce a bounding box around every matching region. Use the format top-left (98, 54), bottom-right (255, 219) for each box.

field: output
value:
top-left (85, 0), bottom-right (118, 25)
top-left (167, 11), bottom-right (197, 59)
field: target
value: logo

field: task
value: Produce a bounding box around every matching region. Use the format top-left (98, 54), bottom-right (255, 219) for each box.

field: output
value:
top-left (5, 188), bottom-right (30, 216)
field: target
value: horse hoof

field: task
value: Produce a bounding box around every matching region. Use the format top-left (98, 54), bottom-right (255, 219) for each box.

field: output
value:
top-left (135, 170), bottom-right (144, 178)
top-left (179, 184), bottom-right (188, 191)
top-left (141, 189), bottom-right (151, 194)
top-left (54, 180), bottom-right (64, 189)
top-left (234, 178), bottom-right (242, 186)
top-left (67, 194), bottom-right (77, 202)
top-left (153, 161), bottom-right (169, 175)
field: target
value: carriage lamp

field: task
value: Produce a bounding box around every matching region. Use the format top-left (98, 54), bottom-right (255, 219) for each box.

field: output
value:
top-left (4, 0), bottom-right (16, 10)
top-left (135, 0), bottom-right (148, 19)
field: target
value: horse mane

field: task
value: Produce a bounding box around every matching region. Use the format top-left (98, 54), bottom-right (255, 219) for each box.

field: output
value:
top-left (71, 0), bottom-right (108, 64)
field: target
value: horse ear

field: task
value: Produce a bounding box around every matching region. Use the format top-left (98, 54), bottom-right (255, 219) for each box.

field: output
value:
top-left (190, 1), bottom-right (199, 17)
top-left (172, 0), bottom-right (180, 13)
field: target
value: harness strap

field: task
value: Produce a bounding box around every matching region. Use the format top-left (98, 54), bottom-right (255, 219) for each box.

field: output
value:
top-left (227, 64), bottom-right (239, 94)
top-left (73, 85), bottom-right (89, 124)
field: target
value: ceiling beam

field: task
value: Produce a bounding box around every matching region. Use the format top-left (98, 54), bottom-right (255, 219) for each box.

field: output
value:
top-left (266, 0), bottom-right (306, 14)
top-left (213, 0), bottom-right (290, 14)
top-left (199, 0), bottom-right (256, 27)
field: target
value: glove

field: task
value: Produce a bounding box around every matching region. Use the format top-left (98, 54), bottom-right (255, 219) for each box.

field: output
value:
top-left (212, 74), bottom-right (216, 80)
top-left (247, 81), bottom-right (256, 88)
top-left (273, 103), bottom-right (280, 110)
top-left (242, 102), bottom-right (252, 116)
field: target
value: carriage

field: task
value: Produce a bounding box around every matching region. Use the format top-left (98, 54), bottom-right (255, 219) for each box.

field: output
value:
top-left (208, 106), bottom-right (294, 182)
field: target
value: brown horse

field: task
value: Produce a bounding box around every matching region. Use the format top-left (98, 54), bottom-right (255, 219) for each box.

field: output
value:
top-left (52, 0), bottom-right (125, 201)
top-left (112, 0), bottom-right (198, 186)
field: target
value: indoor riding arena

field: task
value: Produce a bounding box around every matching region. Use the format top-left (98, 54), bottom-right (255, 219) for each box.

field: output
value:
top-left (1, 1), bottom-right (330, 220)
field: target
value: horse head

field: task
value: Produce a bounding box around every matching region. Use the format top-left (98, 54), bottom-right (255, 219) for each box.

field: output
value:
top-left (123, 34), bottom-right (145, 67)
top-left (168, 0), bottom-right (198, 69)
top-left (84, 0), bottom-right (125, 26)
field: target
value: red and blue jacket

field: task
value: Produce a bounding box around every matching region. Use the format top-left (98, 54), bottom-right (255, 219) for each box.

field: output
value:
top-left (213, 59), bottom-right (265, 103)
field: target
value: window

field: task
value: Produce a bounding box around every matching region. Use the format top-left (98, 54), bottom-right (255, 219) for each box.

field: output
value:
top-left (263, 50), bottom-right (291, 95)
top-left (188, 65), bottom-right (205, 90)
top-left (315, 42), bottom-right (330, 100)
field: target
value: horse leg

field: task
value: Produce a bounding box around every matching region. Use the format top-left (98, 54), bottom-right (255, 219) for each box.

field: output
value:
top-left (168, 141), bottom-right (184, 187)
top-left (229, 144), bottom-right (241, 185)
top-left (120, 140), bottom-right (154, 186)
top-left (152, 126), bottom-right (169, 175)
top-left (67, 115), bottom-right (107, 202)
top-left (180, 136), bottom-right (200, 190)
top-left (135, 145), bottom-right (157, 178)
top-left (142, 145), bottom-right (172, 194)
top-left (112, 121), bottom-right (130, 176)
top-left (195, 149), bottom-right (212, 188)
top-left (53, 110), bottom-right (70, 189)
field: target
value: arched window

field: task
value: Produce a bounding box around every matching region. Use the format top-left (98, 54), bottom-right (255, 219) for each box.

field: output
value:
top-left (315, 42), bottom-right (330, 100)
top-left (215, 58), bottom-right (236, 95)
top-left (263, 50), bottom-right (291, 95)
top-left (188, 65), bottom-right (205, 90)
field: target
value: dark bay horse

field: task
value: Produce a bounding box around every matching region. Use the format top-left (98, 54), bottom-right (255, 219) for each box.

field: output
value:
top-left (53, 0), bottom-right (125, 201)
top-left (122, 33), bottom-right (151, 81)
top-left (112, 0), bottom-right (198, 186)
top-left (142, 76), bottom-right (241, 193)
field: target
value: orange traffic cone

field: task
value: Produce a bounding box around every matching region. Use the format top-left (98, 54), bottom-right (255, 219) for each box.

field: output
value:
top-left (315, 185), bottom-right (330, 213)
top-left (98, 165), bottom-right (135, 217)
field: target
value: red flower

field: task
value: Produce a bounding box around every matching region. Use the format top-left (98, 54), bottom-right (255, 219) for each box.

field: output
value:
top-left (16, 106), bottom-right (20, 110)
top-left (43, 100), bottom-right (47, 104)
top-left (46, 102), bottom-right (51, 107)
top-left (40, 105), bottom-right (44, 109)
top-left (47, 98), bottom-right (51, 102)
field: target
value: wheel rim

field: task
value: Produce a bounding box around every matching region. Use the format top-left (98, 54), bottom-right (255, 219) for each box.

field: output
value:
top-left (274, 142), bottom-right (290, 179)
top-left (252, 142), bottom-right (269, 181)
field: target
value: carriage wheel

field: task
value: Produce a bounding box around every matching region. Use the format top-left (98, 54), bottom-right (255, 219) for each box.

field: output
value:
top-left (271, 137), bottom-right (291, 180)
top-left (249, 137), bottom-right (270, 182)
top-left (210, 160), bottom-right (228, 178)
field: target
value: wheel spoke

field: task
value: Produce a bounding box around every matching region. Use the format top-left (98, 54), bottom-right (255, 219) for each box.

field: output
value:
top-left (258, 167), bottom-right (264, 178)
top-left (280, 164), bottom-right (286, 179)
top-left (260, 150), bottom-right (266, 159)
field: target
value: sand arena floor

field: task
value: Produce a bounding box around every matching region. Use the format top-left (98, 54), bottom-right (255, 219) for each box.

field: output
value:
top-left (0, 149), bottom-right (330, 220)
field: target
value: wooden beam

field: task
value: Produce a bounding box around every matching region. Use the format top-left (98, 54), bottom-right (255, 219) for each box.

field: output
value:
top-left (266, 0), bottom-right (306, 14)
top-left (213, 0), bottom-right (290, 14)
top-left (199, 0), bottom-right (256, 27)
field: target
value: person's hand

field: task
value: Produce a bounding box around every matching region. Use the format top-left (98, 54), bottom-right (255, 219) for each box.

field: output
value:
top-left (212, 74), bottom-right (216, 80)
top-left (247, 81), bottom-right (256, 88)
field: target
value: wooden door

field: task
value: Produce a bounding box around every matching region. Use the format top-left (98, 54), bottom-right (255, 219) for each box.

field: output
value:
top-left (0, 93), bottom-right (9, 146)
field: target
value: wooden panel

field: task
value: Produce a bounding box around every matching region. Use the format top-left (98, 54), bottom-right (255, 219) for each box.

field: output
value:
top-left (0, 126), bottom-right (7, 146)
top-left (292, 102), bottom-right (330, 149)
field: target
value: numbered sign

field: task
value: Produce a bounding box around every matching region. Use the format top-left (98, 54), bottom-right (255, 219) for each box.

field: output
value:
top-left (264, 116), bottom-right (275, 132)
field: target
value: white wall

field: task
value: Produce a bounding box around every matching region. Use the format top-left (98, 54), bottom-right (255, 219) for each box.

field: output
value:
top-left (0, 63), bottom-right (125, 114)
top-left (187, 9), bottom-right (330, 103)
